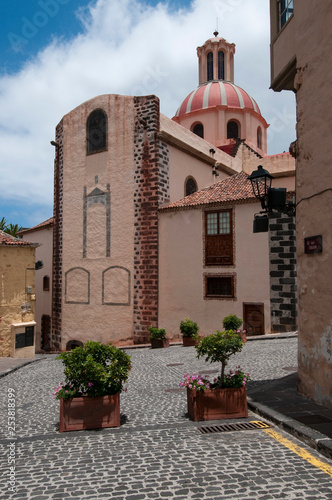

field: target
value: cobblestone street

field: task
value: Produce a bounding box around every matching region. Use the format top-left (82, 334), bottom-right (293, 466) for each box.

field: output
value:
top-left (1, 338), bottom-right (332, 499)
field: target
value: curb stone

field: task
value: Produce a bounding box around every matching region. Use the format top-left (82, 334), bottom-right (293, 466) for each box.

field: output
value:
top-left (247, 396), bottom-right (332, 461)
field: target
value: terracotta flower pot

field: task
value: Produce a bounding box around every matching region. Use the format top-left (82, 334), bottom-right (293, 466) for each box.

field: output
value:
top-left (183, 336), bottom-right (199, 347)
top-left (238, 332), bottom-right (247, 343)
top-left (150, 338), bottom-right (169, 349)
top-left (59, 393), bottom-right (120, 432)
top-left (187, 386), bottom-right (248, 421)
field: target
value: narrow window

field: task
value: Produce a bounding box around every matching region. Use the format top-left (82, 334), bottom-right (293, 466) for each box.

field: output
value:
top-left (278, 0), bottom-right (293, 30)
top-left (205, 276), bottom-right (234, 298)
top-left (207, 52), bottom-right (213, 81)
top-left (87, 109), bottom-right (107, 154)
top-left (192, 123), bottom-right (204, 138)
top-left (218, 51), bottom-right (225, 80)
top-left (43, 275), bottom-right (50, 291)
top-left (227, 121), bottom-right (239, 139)
top-left (205, 210), bottom-right (233, 265)
top-left (257, 127), bottom-right (262, 150)
top-left (185, 177), bottom-right (197, 196)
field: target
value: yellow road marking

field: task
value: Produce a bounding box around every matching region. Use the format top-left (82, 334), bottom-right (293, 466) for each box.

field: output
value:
top-left (264, 428), bottom-right (332, 477)
top-left (250, 420), bottom-right (270, 429)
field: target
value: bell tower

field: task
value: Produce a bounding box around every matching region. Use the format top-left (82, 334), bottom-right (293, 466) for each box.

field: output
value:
top-left (197, 31), bottom-right (236, 85)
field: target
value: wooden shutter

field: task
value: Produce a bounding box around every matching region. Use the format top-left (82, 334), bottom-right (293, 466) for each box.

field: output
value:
top-left (205, 210), bottom-right (233, 265)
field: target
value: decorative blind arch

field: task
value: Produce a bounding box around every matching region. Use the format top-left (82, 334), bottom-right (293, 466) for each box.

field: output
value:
top-left (83, 185), bottom-right (111, 258)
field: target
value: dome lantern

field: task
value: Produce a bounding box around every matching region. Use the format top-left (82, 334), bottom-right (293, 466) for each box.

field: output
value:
top-left (197, 33), bottom-right (236, 85)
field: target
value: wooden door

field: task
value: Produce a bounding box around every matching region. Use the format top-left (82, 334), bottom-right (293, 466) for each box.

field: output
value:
top-left (243, 303), bottom-right (264, 336)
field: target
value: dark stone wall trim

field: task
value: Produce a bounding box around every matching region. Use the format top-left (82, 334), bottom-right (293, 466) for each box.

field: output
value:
top-left (133, 95), bottom-right (162, 344)
top-left (52, 120), bottom-right (64, 350)
top-left (269, 212), bottom-right (297, 333)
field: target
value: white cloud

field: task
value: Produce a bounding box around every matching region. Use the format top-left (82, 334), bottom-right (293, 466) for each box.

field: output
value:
top-left (0, 0), bottom-right (296, 225)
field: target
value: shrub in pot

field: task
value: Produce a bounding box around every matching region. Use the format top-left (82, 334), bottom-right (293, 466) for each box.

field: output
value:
top-left (180, 330), bottom-right (250, 421)
top-left (53, 341), bottom-right (131, 432)
top-left (148, 327), bottom-right (169, 348)
top-left (222, 314), bottom-right (247, 342)
top-left (179, 317), bottom-right (200, 346)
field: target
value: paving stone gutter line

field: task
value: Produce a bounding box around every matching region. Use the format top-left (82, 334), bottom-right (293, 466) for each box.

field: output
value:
top-left (2, 331), bottom-right (332, 461)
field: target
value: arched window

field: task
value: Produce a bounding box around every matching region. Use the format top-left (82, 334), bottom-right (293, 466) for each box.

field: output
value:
top-left (207, 52), bottom-right (213, 81)
top-left (43, 275), bottom-right (50, 291)
top-left (227, 121), bottom-right (239, 139)
top-left (185, 177), bottom-right (198, 196)
top-left (192, 123), bottom-right (204, 138)
top-left (257, 127), bottom-right (262, 149)
top-left (218, 51), bottom-right (225, 80)
top-left (87, 109), bottom-right (107, 154)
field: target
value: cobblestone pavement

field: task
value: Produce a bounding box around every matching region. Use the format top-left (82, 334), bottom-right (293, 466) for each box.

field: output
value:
top-left (1, 338), bottom-right (332, 499)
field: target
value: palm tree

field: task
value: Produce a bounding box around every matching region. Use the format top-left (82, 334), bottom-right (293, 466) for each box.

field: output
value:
top-left (4, 223), bottom-right (22, 238)
top-left (0, 217), bottom-right (7, 230)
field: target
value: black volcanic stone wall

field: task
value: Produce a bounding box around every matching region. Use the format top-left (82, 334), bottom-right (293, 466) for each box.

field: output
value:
top-left (269, 213), bottom-right (297, 333)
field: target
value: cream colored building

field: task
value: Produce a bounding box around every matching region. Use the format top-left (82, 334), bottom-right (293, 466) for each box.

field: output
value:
top-left (270, 0), bottom-right (332, 407)
top-left (19, 218), bottom-right (53, 352)
top-left (0, 231), bottom-right (38, 358)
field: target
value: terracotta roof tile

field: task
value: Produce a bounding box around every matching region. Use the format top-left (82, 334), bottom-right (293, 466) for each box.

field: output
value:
top-left (160, 171), bottom-right (256, 211)
top-left (17, 217), bottom-right (54, 235)
top-left (0, 230), bottom-right (39, 247)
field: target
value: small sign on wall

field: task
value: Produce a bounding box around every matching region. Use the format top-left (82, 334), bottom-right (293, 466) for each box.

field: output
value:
top-left (304, 235), bottom-right (323, 254)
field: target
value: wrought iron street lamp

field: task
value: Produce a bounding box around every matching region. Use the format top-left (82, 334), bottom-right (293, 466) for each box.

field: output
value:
top-left (249, 165), bottom-right (295, 233)
top-left (248, 165), bottom-right (274, 211)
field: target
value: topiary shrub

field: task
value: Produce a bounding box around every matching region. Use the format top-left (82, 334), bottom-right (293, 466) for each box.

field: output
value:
top-left (179, 317), bottom-right (199, 338)
top-left (222, 314), bottom-right (243, 332)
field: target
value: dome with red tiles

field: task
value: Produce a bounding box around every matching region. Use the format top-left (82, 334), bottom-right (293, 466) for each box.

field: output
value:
top-left (175, 81), bottom-right (261, 118)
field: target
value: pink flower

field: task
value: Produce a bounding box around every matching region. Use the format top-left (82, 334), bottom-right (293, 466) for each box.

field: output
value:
top-left (88, 382), bottom-right (93, 387)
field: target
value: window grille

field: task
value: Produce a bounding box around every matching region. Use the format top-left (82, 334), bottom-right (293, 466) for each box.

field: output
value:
top-left (206, 276), bottom-right (234, 298)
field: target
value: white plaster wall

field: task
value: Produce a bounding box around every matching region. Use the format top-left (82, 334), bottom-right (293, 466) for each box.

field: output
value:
top-left (167, 145), bottom-right (228, 203)
top-left (158, 200), bottom-right (270, 339)
top-left (21, 226), bottom-right (53, 351)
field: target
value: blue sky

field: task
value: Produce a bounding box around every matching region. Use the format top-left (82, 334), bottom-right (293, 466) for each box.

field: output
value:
top-left (0, 0), bottom-right (296, 229)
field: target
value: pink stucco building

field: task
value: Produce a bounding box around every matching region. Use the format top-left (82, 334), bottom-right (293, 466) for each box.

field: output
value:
top-left (23, 33), bottom-right (296, 351)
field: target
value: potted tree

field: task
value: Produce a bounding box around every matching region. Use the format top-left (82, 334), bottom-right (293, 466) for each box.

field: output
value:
top-left (53, 341), bottom-right (131, 432)
top-left (148, 327), bottom-right (169, 348)
top-left (180, 317), bottom-right (200, 346)
top-left (223, 314), bottom-right (247, 342)
top-left (180, 330), bottom-right (250, 421)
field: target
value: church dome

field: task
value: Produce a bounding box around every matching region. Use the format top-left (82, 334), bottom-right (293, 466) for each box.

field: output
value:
top-left (174, 81), bottom-right (261, 118)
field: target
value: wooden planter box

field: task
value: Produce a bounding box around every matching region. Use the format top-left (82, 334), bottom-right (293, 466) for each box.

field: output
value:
top-left (150, 338), bottom-right (169, 349)
top-left (187, 386), bottom-right (248, 421)
top-left (59, 393), bottom-right (120, 432)
top-left (183, 336), bottom-right (199, 347)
